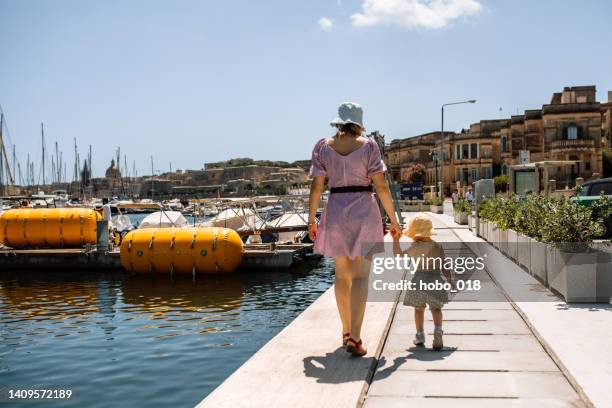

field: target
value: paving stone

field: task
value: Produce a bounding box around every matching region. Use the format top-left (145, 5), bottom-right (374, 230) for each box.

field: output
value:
top-left (364, 396), bottom-right (585, 408)
top-left (368, 371), bottom-right (579, 399)
top-left (396, 301), bottom-right (514, 310)
top-left (383, 333), bottom-right (543, 352)
top-left (394, 309), bottom-right (524, 322)
top-left (377, 349), bottom-right (559, 372)
top-left (390, 318), bottom-right (530, 335)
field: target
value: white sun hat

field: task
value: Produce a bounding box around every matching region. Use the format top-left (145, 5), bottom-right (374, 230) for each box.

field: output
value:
top-left (330, 102), bottom-right (364, 128)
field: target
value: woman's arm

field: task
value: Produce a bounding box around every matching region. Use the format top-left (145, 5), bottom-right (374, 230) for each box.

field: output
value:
top-left (392, 238), bottom-right (403, 257)
top-left (308, 176), bottom-right (325, 241)
top-left (371, 172), bottom-right (402, 240)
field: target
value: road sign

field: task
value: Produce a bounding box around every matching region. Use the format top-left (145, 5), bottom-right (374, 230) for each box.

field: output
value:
top-left (400, 183), bottom-right (424, 200)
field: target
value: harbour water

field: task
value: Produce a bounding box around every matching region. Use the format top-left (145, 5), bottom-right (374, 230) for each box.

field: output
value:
top-left (0, 259), bottom-right (334, 407)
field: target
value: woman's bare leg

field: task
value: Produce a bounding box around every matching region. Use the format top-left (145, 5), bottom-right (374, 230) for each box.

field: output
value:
top-left (348, 256), bottom-right (370, 341)
top-left (333, 256), bottom-right (351, 335)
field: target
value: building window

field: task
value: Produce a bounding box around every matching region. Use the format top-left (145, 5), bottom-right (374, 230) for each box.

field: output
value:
top-left (569, 155), bottom-right (579, 177)
top-left (567, 125), bottom-right (578, 140)
top-left (585, 161), bottom-right (591, 171)
top-left (456, 168), bottom-right (461, 182)
top-left (471, 168), bottom-right (478, 182)
top-left (470, 144), bottom-right (478, 159)
top-left (456, 145), bottom-right (461, 160)
top-left (462, 144), bottom-right (469, 159)
top-left (501, 164), bottom-right (508, 175)
top-left (482, 167), bottom-right (492, 179)
top-left (501, 136), bottom-right (508, 153)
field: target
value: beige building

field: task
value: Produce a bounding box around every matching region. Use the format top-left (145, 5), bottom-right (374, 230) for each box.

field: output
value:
top-left (387, 85), bottom-right (610, 194)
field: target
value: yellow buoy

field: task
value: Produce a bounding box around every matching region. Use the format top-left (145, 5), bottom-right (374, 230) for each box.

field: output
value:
top-left (0, 208), bottom-right (101, 249)
top-left (119, 227), bottom-right (244, 274)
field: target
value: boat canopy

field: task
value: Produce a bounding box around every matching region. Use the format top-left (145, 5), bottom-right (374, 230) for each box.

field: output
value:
top-left (138, 211), bottom-right (188, 228)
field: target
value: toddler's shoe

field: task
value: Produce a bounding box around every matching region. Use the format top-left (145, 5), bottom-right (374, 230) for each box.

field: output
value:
top-left (413, 331), bottom-right (425, 346)
top-left (432, 327), bottom-right (443, 351)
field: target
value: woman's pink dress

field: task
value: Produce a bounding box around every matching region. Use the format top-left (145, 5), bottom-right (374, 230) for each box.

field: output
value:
top-left (309, 137), bottom-right (387, 259)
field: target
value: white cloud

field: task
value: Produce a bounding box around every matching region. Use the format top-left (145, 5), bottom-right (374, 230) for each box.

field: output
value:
top-left (318, 17), bottom-right (334, 30)
top-left (351, 0), bottom-right (482, 29)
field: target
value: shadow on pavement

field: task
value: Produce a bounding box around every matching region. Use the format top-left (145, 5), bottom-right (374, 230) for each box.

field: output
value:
top-left (303, 347), bottom-right (379, 384)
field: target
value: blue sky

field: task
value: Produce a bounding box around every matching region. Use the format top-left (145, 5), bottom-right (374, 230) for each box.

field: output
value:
top-left (1, 0), bottom-right (611, 180)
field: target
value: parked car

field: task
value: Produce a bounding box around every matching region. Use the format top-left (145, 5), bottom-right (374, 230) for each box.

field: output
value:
top-left (574, 177), bottom-right (612, 239)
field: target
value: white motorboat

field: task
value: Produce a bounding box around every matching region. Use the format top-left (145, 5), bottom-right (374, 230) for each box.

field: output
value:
top-left (199, 207), bottom-right (256, 230)
top-left (138, 211), bottom-right (188, 228)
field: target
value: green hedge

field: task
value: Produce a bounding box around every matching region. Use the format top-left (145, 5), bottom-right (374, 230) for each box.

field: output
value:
top-left (479, 193), bottom-right (608, 244)
top-left (453, 198), bottom-right (471, 213)
top-left (431, 196), bottom-right (443, 206)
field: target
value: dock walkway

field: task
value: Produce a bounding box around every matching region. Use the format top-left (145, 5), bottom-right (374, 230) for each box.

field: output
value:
top-left (198, 212), bottom-right (606, 408)
top-left (365, 213), bottom-right (583, 407)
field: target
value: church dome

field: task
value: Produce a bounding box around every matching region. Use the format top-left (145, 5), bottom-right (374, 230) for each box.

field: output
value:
top-left (105, 159), bottom-right (121, 179)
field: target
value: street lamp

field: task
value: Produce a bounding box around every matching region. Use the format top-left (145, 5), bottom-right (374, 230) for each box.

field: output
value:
top-left (429, 149), bottom-right (438, 195)
top-left (440, 99), bottom-right (476, 198)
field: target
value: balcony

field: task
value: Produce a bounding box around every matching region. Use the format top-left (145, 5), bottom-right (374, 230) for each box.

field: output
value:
top-left (453, 157), bottom-right (493, 165)
top-left (550, 139), bottom-right (595, 151)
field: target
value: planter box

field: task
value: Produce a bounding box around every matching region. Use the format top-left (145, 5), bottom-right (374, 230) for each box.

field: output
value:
top-left (489, 223), bottom-right (499, 247)
top-left (479, 220), bottom-right (488, 240)
top-left (530, 239), bottom-right (547, 284)
top-left (517, 233), bottom-right (531, 270)
top-left (454, 212), bottom-right (469, 225)
top-left (399, 201), bottom-right (422, 212)
top-left (546, 246), bottom-right (600, 303)
top-left (498, 228), bottom-right (508, 255)
top-left (595, 250), bottom-right (612, 302)
top-left (404, 204), bottom-right (421, 212)
top-left (430, 205), bottom-right (443, 214)
top-left (507, 229), bottom-right (519, 261)
top-left (469, 215), bottom-right (479, 236)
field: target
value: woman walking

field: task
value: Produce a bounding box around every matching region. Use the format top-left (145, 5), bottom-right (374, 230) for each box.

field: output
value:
top-left (308, 102), bottom-right (402, 356)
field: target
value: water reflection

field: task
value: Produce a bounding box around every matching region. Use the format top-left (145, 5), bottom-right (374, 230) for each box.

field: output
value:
top-left (0, 259), bottom-right (334, 407)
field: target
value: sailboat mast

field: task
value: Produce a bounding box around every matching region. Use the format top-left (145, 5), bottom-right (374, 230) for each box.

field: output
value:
top-left (12, 144), bottom-right (16, 186)
top-left (151, 156), bottom-right (154, 200)
top-left (132, 160), bottom-right (136, 198)
top-left (124, 154), bottom-right (128, 196)
top-left (0, 112), bottom-right (16, 191)
top-left (0, 113), bottom-right (4, 195)
top-left (55, 141), bottom-right (59, 183)
top-left (26, 153), bottom-right (30, 188)
top-left (41, 123), bottom-right (45, 187)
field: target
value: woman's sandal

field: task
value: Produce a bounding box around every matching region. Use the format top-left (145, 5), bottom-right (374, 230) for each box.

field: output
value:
top-left (342, 332), bottom-right (350, 347)
top-left (346, 337), bottom-right (367, 356)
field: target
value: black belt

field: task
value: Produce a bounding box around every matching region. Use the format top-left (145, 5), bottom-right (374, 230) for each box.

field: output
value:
top-left (329, 185), bottom-right (373, 194)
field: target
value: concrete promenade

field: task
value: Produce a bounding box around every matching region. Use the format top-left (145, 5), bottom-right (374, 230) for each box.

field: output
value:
top-left (198, 210), bottom-right (609, 408)
top-left (365, 213), bottom-right (582, 407)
